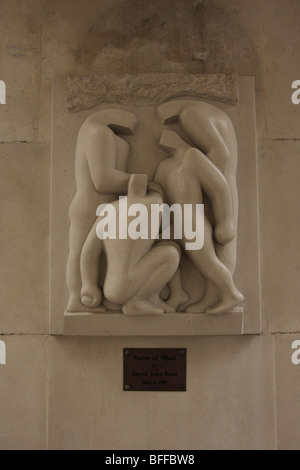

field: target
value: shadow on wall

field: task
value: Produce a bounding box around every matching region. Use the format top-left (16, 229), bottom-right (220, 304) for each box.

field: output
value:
top-left (74, 0), bottom-right (260, 77)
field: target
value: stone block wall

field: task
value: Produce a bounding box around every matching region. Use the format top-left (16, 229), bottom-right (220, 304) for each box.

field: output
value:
top-left (0, 0), bottom-right (299, 449)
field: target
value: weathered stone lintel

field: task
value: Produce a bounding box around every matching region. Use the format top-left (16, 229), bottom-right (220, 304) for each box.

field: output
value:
top-left (67, 74), bottom-right (239, 112)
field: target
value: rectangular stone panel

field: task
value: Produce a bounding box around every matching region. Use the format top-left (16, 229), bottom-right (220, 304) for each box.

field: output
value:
top-left (50, 75), bottom-right (261, 335)
top-left (63, 311), bottom-right (243, 336)
top-left (47, 335), bottom-right (275, 450)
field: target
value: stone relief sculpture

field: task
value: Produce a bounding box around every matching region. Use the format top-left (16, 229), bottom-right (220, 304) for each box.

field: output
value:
top-left (66, 100), bottom-right (244, 316)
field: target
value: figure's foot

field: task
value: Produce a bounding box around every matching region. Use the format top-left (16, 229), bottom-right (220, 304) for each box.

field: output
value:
top-left (66, 295), bottom-right (106, 313)
top-left (81, 285), bottom-right (102, 308)
top-left (150, 294), bottom-right (175, 313)
top-left (186, 298), bottom-right (207, 313)
top-left (103, 299), bottom-right (122, 311)
top-left (167, 288), bottom-right (189, 310)
top-left (178, 293), bottom-right (203, 312)
top-left (186, 292), bottom-right (217, 313)
top-left (123, 299), bottom-right (165, 316)
top-left (205, 290), bottom-right (244, 315)
top-left (214, 220), bottom-right (236, 246)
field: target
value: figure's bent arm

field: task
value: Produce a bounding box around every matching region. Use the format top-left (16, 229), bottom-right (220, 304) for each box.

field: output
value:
top-left (157, 101), bottom-right (237, 174)
top-left (85, 125), bottom-right (130, 194)
top-left (179, 106), bottom-right (233, 174)
top-left (187, 148), bottom-right (235, 244)
top-left (80, 218), bottom-right (104, 306)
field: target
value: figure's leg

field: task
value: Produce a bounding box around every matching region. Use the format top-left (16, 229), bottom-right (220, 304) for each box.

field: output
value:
top-left (102, 299), bottom-right (122, 311)
top-left (149, 292), bottom-right (175, 313)
top-left (66, 219), bottom-right (105, 313)
top-left (156, 226), bottom-right (188, 310)
top-left (166, 268), bottom-right (189, 310)
top-left (184, 216), bottom-right (243, 315)
top-left (160, 284), bottom-right (170, 300)
top-left (80, 218), bottom-right (104, 308)
top-left (186, 281), bottom-right (217, 313)
top-left (122, 244), bottom-right (180, 315)
top-left (66, 221), bottom-right (85, 311)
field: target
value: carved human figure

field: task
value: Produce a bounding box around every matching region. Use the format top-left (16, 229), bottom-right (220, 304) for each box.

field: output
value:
top-left (80, 174), bottom-right (180, 315)
top-left (66, 109), bottom-right (137, 312)
top-left (154, 127), bottom-right (243, 315)
top-left (156, 100), bottom-right (242, 313)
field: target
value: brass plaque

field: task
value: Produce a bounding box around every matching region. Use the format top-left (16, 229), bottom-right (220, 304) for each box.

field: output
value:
top-left (123, 348), bottom-right (186, 392)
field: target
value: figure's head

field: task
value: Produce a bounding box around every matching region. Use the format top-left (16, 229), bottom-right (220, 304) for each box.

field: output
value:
top-left (87, 109), bottom-right (138, 135)
top-left (159, 128), bottom-right (189, 155)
